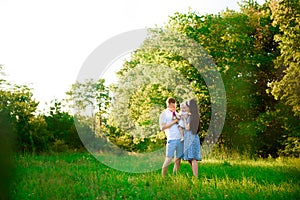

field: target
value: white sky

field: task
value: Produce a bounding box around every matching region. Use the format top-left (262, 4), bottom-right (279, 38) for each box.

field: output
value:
top-left (0, 0), bottom-right (265, 111)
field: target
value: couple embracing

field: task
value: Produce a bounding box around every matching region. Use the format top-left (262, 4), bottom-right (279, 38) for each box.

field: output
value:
top-left (159, 97), bottom-right (202, 177)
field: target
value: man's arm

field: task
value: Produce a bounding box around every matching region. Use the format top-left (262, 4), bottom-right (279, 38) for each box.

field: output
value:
top-left (159, 111), bottom-right (178, 131)
top-left (161, 119), bottom-right (179, 131)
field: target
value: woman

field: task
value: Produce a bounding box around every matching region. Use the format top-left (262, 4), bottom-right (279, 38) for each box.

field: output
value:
top-left (179, 99), bottom-right (202, 177)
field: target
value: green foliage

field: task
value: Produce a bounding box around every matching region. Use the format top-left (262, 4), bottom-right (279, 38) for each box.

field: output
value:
top-left (66, 79), bottom-right (112, 152)
top-left (0, 76), bottom-right (39, 152)
top-left (129, 84), bottom-right (172, 127)
top-left (109, 29), bottom-right (215, 151)
top-left (0, 72), bottom-right (14, 199)
top-left (1, 64), bottom-right (84, 153)
top-left (28, 115), bottom-right (51, 153)
top-left (165, 1), bottom-right (294, 157)
top-left (279, 137), bottom-right (300, 157)
top-left (66, 79), bottom-right (110, 119)
top-left (66, 78), bottom-right (111, 144)
top-left (1, 1), bottom-right (299, 158)
top-left (104, 1), bottom-right (299, 157)
top-left (49, 139), bottom-right (69, 153)
top-left (44, 99), bottom-right (83, 151)
top-left (268, 0), bottom-right (300, 117)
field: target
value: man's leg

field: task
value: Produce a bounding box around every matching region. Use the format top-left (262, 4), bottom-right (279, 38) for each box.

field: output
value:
top-left (163, 140), bottom-right (176, 176)
top-left (173, 140), bottom-right (183, 174)
top-left (162, 157), bottom-right (172, 176)
top-left (173, 158), bottom-right (181, 174)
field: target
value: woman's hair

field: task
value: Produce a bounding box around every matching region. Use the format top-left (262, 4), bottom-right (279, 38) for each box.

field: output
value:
top-left (186, 99), bottom-right (200, 134)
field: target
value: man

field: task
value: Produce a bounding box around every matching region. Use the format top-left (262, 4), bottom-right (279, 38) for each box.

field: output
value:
top-left (159, 97), bottom-right (183, 176)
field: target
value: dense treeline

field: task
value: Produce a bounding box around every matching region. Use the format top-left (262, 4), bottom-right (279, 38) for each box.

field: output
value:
top-left (0, 78), bottom-right (85, 153)
top-left (0, 0), bottom-right (299, 157)
top-left (107, 0), bottom-right (299, 157)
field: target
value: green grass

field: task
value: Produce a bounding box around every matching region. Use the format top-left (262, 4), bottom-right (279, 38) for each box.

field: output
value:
top-left (10, 153), bottom-right (300, 200)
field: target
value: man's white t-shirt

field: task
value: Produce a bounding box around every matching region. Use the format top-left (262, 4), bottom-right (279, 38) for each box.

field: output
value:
top-left (159, 109), bottom-right (181, 140)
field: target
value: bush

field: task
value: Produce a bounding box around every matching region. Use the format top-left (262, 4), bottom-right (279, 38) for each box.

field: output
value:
top-left (279, 137), bottom-right (300, 157)
top-left (50, 139), bottom-right (69, 153)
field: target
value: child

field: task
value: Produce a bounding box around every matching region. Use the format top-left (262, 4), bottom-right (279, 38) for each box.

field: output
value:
top-left (178, 102), bottom-right (191, 141)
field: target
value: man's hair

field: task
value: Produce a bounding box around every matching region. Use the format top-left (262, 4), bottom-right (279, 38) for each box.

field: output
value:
top-left (166, 97), bottom-right (176, 105)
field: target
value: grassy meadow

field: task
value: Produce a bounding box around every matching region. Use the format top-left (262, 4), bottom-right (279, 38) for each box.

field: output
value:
top-left (10, 153), bottom-right (300, 200)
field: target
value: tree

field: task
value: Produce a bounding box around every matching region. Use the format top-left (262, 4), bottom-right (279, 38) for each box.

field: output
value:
top-left (0, 79), bottom-right (39, 152)
top-left (44, 99), bottom-right (82, 151)
top-left (109, 28), bottom-right (218, 152)
top-left (111, 0), bottom-right (298, 157)
top-left (28, 115), bottom-right (50, 153)
top-left (164, 1), bottom-right (283, 157)
top-left (265, 0), bottom-right (300, 157)
top-left (66, 79), bottom-right (111, 152)
top-left (66, 79), bottom-right (110, 130)
top-left (268, 0), bottom-right (300, 117)
top-left (0, 65), bottom-right (15, 199)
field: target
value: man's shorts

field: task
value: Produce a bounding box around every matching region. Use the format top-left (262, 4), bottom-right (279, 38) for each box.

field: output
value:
top-left (166, 139), bottom-right (183, 158)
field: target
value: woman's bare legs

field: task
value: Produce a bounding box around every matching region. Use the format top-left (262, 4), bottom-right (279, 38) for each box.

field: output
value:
top-left (188, 160), bottom-right (192, 167)
top-left (191, 159), bottom-right (198, 177)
